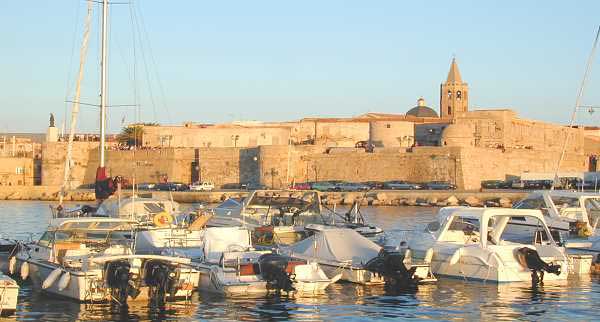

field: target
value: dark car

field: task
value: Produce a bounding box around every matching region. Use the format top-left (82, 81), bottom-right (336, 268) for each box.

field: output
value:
top-left (363, 181), bottom-right (384, 189)
top-left (243, 182), bottom-right (268, 190)
top-left (221, 183), bottom-right (244, 190)
top-left (423, 181), bottom-right (456, 190)
top-left (156, 182), bottom-right (189, 191)
top-left (481, 180), bottom-right (510, 189)
top-left (137, 183), bottom-right (156, 190)
top-left (383, 180), bottom-right (422, 190)
top-left (335, 182), bottom-right (370, 192)
top-left (524, 180), bottom-right (553, 190)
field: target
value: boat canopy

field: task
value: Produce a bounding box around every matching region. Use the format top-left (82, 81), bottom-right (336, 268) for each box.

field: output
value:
top-left (203, 227), bottom-right (252, 263)
top-left (285, 228), bottom-right (381, 267)
top-left (95, 196), bottom-right (180, 219)
top-left (49, 217), bottom-right (136, 232)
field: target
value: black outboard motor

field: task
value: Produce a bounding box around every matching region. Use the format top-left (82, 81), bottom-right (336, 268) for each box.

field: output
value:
top-left (143, 260), bottom-right (178, 305)
top-left (365, 249), bottom-right (419, 290)
top-left (258, 253), bottom-right (295, 294)
top-left (105, 260), bottom-right (133, 306)
top-left (515, 247), bottom-right (562, 285)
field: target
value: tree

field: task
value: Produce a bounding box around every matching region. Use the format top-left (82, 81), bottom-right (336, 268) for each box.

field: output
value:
top-left (117, 122), bottom-right (158, 147)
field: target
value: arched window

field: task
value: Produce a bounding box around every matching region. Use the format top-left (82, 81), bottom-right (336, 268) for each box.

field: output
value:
top-left (447, 90), bottom-right (452, 98)
top-left (448, 106), bottom-right (452, 115)
top-left (457, 91), bottom-right (462, 100)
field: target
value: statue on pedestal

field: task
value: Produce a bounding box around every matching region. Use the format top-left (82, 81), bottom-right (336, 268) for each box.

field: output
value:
top-left (49, 113), bottom-right (55, 127)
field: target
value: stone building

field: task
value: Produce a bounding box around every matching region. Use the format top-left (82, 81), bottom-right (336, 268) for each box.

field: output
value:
top-left (440, 58), bottom-right (469, 118)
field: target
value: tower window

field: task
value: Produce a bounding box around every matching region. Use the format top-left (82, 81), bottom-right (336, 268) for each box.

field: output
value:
top-left (448, 106), bottom-right (452, 115)
top-left (386, 124), bottom-right (391, 129)
top-left (447, 90), bottom-right (452, 98)
top-left (457, 91), bottom-right (462, 100)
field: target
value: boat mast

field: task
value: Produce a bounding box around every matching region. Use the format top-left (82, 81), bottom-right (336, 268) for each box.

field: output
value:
top-left (99, 0), bottom-right (108, 167)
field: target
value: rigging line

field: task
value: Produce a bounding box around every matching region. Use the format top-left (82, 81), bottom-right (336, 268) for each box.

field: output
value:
top-left (136, 2), bottom-right (172, 124)
top-left (132, 4), bottom-right (159, 123)
top-left (552, 26), bottom-right (600, 190)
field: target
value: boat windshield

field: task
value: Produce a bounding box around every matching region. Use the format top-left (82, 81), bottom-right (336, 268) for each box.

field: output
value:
top-left (584, 198), bottom-right (600, 226)
top-left (494, 216), bottom-right (551, 245)
top-left (513, 196), bottom-right (545, 210)
top-left (550, 196), bottom-right (580, 210)
top-left (440, 216), bottom-right (481, 243)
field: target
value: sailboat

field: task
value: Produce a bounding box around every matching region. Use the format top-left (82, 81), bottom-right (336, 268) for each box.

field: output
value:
top-left (45, 0), bottom-right (207, 256)
top-left (12, 0), bottom-right (200, 305)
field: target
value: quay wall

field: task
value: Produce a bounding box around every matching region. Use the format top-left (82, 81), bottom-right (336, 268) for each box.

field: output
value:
top-left (40, 143), bottom-right (587, 191)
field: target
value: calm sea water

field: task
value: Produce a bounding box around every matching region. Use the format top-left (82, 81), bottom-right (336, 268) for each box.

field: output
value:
top-left (1, 201), bottom-right (599, 321)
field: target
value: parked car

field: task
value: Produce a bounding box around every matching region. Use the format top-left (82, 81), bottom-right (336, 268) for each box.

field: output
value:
top-left (136, 182), bottom-right (156, 190)
top-left (383, 180), bottom-right (422, 190)
top-left (481, 180), bottom-right (510, 189)
top-left (221, 183), bottom-right (243, 190)
top-left (291, 182), bottom-right (311, 190)
top-left (189, 181), bottom-right (215, 191)
top-left (243, 182), bottom-right (268, 190)
top-left (511, 180), bottom-right (526, 189)
top-left (422, 181), bottom-right (456, 190)
top-left (156, 182), bottom-right (189, 191)
top-left (311, 181), bottom-right (339, 192)
top-left (335, 182), bottom-right (370, 192)
top-left (362, 181), bottom-right (384, 190)
top-left (524, 180), bottom-right (553, 190)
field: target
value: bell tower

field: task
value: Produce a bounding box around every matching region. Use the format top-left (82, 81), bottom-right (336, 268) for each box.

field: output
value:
top-left (440, 58), bottom-right (468, 118)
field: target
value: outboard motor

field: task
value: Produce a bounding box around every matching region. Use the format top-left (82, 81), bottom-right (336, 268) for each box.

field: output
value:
top-left (258, 253), bottom-right (295, 294)
top-left (365, 249), bottom-right (419, 290)
top-left (105, 260), bottom-right (135, 306)
top-left (143, 260), bottom-right (178, 305)
top-left (515, 247), bottom-right (562, 285)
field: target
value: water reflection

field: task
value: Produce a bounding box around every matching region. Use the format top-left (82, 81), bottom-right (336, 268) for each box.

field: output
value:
top-left (1, 202), bottom-right (599, 321)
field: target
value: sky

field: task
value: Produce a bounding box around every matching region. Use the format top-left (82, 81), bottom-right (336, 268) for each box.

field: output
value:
top-left (1, 0), bottom-right (600, 133)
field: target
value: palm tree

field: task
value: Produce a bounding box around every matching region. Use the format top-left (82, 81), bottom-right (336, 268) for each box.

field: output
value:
top-left (117, 122), bottom-right (158, 147)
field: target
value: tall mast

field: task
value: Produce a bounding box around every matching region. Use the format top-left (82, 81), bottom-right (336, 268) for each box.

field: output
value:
top-left (99, 0), bottom-right (108, 167)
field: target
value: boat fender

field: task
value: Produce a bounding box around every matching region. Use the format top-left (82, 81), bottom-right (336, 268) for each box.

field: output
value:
top-left (43, 268), bottom-right (63, 289)
top-left (58, 271), bottom-right (71, 291)
top-left (449, 249), bottom-right (462, 266)
top-left (20, 261), bottom-right (30, 280)
top-left (424, 248), bottom-right (434, 264)
top-left (8, 256), bottom-right (16, 275)
top-left (153, 212), bottom-right (174, 227)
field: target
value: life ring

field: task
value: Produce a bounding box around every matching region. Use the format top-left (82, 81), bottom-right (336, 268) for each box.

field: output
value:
top-left (153, 212), bottom-right (174, 227)
top-left (578, 225), bottom-right (593, 237)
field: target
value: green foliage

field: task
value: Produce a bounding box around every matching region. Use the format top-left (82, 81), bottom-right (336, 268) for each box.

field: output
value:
top-left (117, 122), bottom-right (158, 147)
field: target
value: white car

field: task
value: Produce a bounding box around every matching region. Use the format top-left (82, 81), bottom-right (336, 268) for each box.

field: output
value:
top-left (190, 182), bottom-right (215, 191)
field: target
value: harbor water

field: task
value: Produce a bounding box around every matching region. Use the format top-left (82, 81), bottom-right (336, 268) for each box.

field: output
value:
top-left (1, 201), bottom-right (599, 321)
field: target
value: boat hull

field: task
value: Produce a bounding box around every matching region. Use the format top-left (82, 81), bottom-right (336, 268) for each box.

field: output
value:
top-left (0, 273), bottom-right (18, 316)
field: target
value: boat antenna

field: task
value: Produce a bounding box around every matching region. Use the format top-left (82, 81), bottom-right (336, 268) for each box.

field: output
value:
top-left (552, 26), bottom-right (600, 190)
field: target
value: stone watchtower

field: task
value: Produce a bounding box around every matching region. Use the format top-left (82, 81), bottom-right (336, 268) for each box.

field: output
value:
top-left (440, 58), bottom-right (468, 118)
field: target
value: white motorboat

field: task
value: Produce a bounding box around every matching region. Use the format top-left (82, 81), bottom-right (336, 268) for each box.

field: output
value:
top-left (281, 225), bottom-right (434, 285)
top-left (404, 207), bottom-right (569, 284)
top-left (95, 196), bottom-right (207, 255)
top-left (12, 218), bottom-right (198, 305)
top-left (210, 190), bottom-right (325, 228)
top-left (511, 190), bottom-right (600, 238)
top-left (194, 226), bottom-right (340, 296)
top-left (0, 272), bottom-right (18, 316)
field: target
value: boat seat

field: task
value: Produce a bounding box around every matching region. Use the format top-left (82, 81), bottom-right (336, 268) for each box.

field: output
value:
top-left (54, 242), bottom-right (83, 251)
top-left (188, 213), bottom-right (213, 230)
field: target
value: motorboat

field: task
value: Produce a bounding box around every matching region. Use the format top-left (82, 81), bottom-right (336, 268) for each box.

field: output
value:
top-left (53, 196), bottom-right (209, 256)
top-left (0, 272), bottom-right (18, 316)
top-left (210, 190), bottom-right (325, 228)
top-left (281, 225), bottom-right (434, 285)
top-left (193, 226), bottom-right (340, 296)
top-left (95, 196), bottom-right (207, 255)
top-left (404, 207), bottom-right (569, 284)
top-left (211, 190), bottom-right (385, 246)
top-left (12, 218), bottom-right (198, 305)
top-left (511, 190), bottom-right (600, 238)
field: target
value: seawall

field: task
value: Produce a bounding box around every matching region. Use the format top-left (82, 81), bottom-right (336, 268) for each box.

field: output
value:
top-left (0, 186), bottom-right (528, 207)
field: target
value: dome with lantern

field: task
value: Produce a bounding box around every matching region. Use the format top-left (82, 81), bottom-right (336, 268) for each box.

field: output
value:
top-left (406, 98), bottom-right (439, 118)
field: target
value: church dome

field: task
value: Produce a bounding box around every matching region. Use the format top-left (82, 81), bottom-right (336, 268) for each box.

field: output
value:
top-left (406, 98), bottom-right (439, 118)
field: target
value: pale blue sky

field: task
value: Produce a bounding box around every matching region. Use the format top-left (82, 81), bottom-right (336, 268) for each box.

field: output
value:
top-left (1, 1), bottom-right (600, 133)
